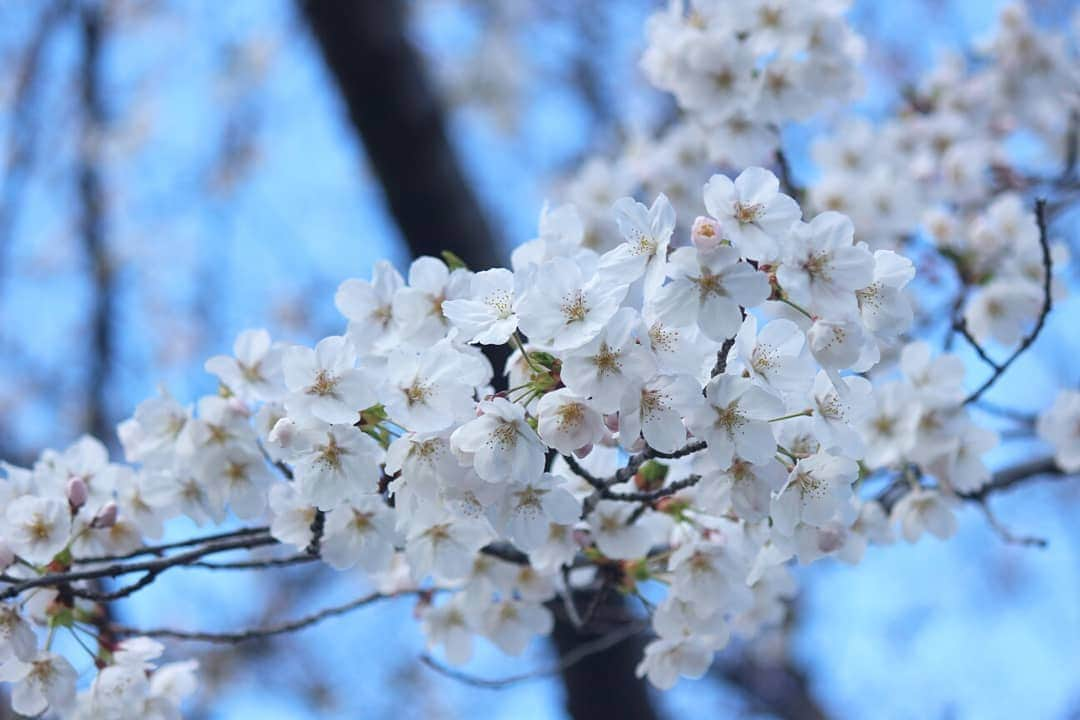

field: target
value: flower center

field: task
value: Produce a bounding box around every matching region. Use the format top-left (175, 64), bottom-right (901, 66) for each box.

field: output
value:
top-left (405, 380), bottom-right (431, 406)
top-left (28, 515), bottom-right (51, 541)
top-left (308, 369), bottom-right (339, 397)
top-left (490, 420), bottom-right (519, 450)
top-left (692, 269), bottom-right (726, 302)
top-left (734, 201), bottom-right (764, 224)
top-left (560, 291), bottom-right (589, 323)
top-left (714, 402), bottom-right (745, 433)
top-left (555, 402), bottom-right (585, 430)
top-left (649, 322), bottom-right (678, 353)
top-left (485, 290), bottom-right (513, 318)
top-left (317, 434), bottom-right (345, 471)
top-left (591, 342), bottom-right (622, 377)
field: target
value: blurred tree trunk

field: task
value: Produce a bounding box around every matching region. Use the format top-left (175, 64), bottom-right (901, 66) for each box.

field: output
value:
top-left (297, 0), bottom-right (501, 271)
top-left (78, 0), bottom-right (113, 443)
top-left (298, 3), bottom-right (658, 718)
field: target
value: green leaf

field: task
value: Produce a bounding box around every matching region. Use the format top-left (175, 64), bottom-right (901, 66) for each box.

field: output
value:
top-left (440, 250), bottom-right (468, 272)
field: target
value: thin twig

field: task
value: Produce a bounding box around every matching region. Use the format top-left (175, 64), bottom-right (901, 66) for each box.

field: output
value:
top-left (963, 199), bottom-right (1053, 405)
top-left (188, 554), bottom-right (321, 571)
top-left (110, 590), bottom-right (421, 643)
top-left (976, 500), bottom-right (1047, 548)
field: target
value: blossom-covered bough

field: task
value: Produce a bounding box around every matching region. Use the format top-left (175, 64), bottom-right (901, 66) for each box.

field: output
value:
top-left (2, 1), bottom-right (1079, 714)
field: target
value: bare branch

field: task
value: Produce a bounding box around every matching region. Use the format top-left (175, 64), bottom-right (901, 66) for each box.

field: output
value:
top-left (606, 474), bottom-right (701, 504)
top-left (560, 453), bottom-right (605, 491)
top-left (958, 456), bottom-right (1063, 502)
top-left (0, 534), bottom-right (277, 601)
top-left (73, 526), bottom-right (271, 564)
top-left (976, 500), bottom-right (1047, 548)
top-left (111, 590), bottom-right (422, 643)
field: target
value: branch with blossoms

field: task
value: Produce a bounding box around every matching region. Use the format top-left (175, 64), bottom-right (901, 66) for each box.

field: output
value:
top-left (954, 198), bottom-right (1053, 405)
top-left (2, 2), bottom-right (1080, 716)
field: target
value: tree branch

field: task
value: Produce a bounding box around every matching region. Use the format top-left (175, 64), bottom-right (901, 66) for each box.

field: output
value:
top-left (110, 590), bottom-right (421, 643)
top-left (0, 533), bottom-right (277, 601)
top-left (963, 198), bottom-right (1053, 405)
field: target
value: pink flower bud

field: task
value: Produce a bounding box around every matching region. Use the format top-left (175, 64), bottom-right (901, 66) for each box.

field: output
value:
top-left (268, 417), bottom-right (296, 449)
top-left (0, 539), bottom-right (13, 570)
top-left (67, 476), bottom-right (89, 509)
top-left (227, 396), bottom-right (250, 416)
top-left (603, 414), bottom-right (620, 433)
top-left (573, 443), bottom-right (593, 459)
top-left (691, 216), bottom-right (724, 252)
top-left (93, 501), bottom-right (118, 529)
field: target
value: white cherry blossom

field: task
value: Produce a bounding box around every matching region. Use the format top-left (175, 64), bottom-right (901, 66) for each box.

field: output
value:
top-left (653, 246), bottom-right (771, 342)
top-left (450, 397), bottom-right (545, 484)
top-left (686, 375), bottom-right (784, 468)
top-left (517, 257), bottom-right (628, 351)
top-left (442, 268), bottom-right (520, 344)
top-left (561, 308), bottom-right (656, 413)
top-left (536, 389), bottom-right (606, 455)
top-left (704, 168), bottom-right (801, 261)
top-left (1037, 389), bottom-right (1080, 472)
top-left (283, 335), bottom-right (375, 425)
top-left (204, 329), bottom-right (285, 402)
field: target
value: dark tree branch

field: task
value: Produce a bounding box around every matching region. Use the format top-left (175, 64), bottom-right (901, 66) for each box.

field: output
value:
top-left (876, 456), bottom-right (1066, 513)
top-left (0, 533), bottom-right (277, 601)
top-left (958, 456), bottom-right (1062, 502)
top-left (73, 525), bottom-right (272, 564)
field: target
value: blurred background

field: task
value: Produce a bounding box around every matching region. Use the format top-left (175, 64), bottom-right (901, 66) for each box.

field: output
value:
top-left (1, 0), bottom-right (1078, 718)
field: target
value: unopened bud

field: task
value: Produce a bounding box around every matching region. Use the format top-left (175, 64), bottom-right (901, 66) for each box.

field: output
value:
top-left (573, 443), bottom-right (593, 459)
top-left (92, 501), bottom-right (118, 529)
top-left (67, 476), bottom-right (89, 510)
top-left (691, 216), bottom-right (724, 252)
top-left (227, 396), bottom-right (250, 416)
top-left (603, 414), bottom-right (620, 433)
top-left (268, 417), bottom-right (297, 449)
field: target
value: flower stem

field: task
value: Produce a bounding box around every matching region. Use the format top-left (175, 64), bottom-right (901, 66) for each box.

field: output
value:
top-left (778, 295), bottom-right (815, 320)
top-left (510, 332), bottom-right (543, 373)
top-left (767, 408), bottom-right (814, 423)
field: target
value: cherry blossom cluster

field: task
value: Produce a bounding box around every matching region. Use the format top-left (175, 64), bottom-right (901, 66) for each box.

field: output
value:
top-left (5, 162), bottom-right (1001, 703)
top-left (0, 440), bottom-right (199, 717)
top-left (0, 2), bottom-right (1076, 714)
top-left (642, 0), bottom-right (864, 157)
top-left (807, 4), bottom-right (1077, 335)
